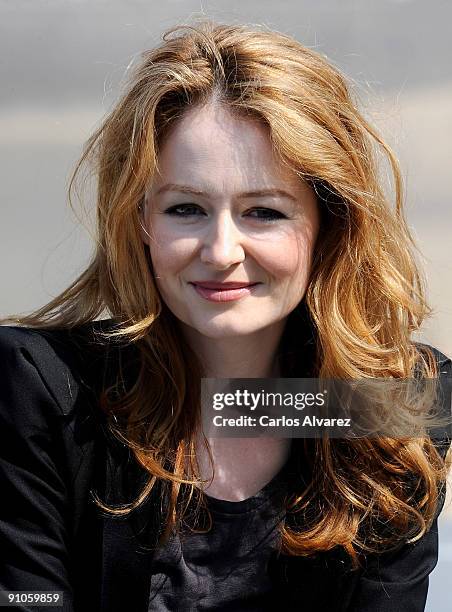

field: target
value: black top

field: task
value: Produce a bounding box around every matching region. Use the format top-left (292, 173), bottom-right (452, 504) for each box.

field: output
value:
top-left (0, 321), bottom-right (451, 612)
top-left (148, 445), bottom-right (294, 612)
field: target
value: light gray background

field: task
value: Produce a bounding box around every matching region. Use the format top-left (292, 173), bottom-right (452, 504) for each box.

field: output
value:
top-left (1, 1), bottom-right (451, 609)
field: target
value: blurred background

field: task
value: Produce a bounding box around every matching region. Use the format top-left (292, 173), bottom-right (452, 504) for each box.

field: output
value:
top-left (1, 1), bottom-right (451, 608)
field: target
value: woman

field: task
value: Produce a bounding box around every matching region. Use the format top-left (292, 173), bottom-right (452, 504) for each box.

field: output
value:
top-left (0, 20), bottom-right (451, 612)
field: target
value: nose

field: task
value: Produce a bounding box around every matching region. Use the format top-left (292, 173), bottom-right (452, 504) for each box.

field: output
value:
top-left (200, 209), bottom-right (245, 269)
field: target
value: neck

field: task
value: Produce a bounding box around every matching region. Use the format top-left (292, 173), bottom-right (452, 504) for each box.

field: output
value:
top-left (180, 320), bottom-right (286, 379)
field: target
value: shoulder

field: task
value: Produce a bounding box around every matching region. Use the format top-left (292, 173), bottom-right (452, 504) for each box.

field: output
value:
top-left (0, 319), bottom-right (128, 418)
top-left (0, 319), bottom-right (141, 494)
top-left (0, 318), bottom-right (115, 358)
top-left (410, 344), bottom-right (452, 477)
top-left (414, 340), bottom-right (452, 372)
top-left (413, 341), bottom-right (452, 403)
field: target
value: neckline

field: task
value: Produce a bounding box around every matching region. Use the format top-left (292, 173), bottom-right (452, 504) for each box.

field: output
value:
top-left (202, 442), bottom-right (295, 515)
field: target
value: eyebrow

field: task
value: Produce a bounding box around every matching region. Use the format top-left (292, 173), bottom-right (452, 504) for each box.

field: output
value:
top-left (155, 183), bottom-right (298, 202)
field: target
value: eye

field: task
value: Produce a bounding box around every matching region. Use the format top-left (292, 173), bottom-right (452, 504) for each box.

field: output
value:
top-left (164, 203), bottom-right (205, 217)
top-left (246, 208), bottom-right (287, 221)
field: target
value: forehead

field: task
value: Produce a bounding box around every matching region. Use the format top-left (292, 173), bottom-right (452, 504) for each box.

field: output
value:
top-left (152, 102), bottom-right (301, 193)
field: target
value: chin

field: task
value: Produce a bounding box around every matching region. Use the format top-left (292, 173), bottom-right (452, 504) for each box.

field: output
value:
top-left (190, 319), bottom-right (263, 340)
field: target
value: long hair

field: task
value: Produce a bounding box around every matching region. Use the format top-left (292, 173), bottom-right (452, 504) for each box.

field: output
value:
top-left (3, 20), bottom-right (450, 569)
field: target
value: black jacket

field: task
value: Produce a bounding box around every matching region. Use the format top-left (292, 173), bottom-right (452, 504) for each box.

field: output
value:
top-left (0, 322), bottom-right (451, 612)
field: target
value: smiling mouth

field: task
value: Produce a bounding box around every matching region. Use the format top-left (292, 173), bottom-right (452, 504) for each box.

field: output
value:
top-left (189, 282), bottom-right (261, 302)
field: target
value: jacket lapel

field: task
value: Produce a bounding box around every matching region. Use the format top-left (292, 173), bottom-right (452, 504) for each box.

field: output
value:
top-left (99, 436), bottom-right (165, 612)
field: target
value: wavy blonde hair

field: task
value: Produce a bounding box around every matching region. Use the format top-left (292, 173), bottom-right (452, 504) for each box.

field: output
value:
top-left (3, 20), bottom-right (451, 569)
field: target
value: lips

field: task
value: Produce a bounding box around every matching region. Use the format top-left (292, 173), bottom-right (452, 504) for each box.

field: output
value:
top-left (191, 281), bottom-right (258, 289)
top-left (189, 281), bottom-right (261, 302)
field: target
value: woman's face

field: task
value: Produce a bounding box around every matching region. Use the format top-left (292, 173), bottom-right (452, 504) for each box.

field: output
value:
top-left (143, 103), bottom-right (320, 340)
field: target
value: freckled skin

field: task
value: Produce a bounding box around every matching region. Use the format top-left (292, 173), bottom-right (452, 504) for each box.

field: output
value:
top-left (142, 102), bottom-right (320, 341)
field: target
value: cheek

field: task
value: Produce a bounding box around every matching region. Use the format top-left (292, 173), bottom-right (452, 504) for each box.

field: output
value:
top-left (148, 237), bottom-right (198, 278)
top-left (258, 228), bottom-right (316, 281)
top-left (147, 215), bottom-right (199, 277)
